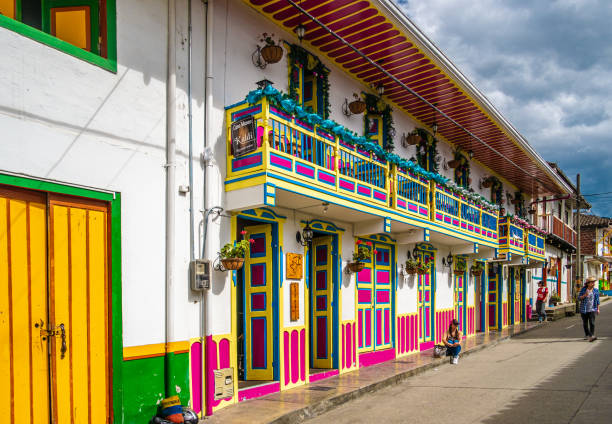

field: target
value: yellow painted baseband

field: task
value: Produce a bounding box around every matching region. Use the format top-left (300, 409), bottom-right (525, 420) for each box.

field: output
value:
top-left (123, 341), bottom-right (191, 361)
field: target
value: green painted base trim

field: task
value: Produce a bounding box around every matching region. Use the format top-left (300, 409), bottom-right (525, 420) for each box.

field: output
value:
top-left (0, 14), bottom-right (117, 72)
top-left (123, 353), bottom-right (191, 423)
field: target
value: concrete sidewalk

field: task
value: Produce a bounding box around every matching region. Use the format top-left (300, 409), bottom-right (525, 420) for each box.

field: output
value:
top-left (203, 322), bottom-right (542, 424)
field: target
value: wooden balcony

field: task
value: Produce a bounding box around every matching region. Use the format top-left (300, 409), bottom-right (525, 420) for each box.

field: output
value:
top-left (224, 97), bottom-right (498, 246)
top-left (540, 214), bottom-right (576, 247)
top-left (498, 217), bottom-right (525, 257)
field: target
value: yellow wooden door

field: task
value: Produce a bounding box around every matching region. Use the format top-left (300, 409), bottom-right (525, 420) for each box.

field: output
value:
top-left (49, 198), bottom-right (110, 423)
top-left (1, 188), bottom-right (50, 424)
top-left (0, 186), bottom-right (111, 423)
top-left (311, 236), bottom-right (333, 369)
top-left (244, 224), bottom-right (274, 380)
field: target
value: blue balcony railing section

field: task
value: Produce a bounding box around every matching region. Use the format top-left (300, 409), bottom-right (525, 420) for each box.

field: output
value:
top-left (225, 96), bottom-right (499, 245)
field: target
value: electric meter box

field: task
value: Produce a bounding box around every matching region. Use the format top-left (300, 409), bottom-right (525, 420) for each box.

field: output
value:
top-left (190, 259), bottom-right (211, 291)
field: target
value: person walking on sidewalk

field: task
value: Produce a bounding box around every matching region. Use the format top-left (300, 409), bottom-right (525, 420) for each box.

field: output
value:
top-left (443, 319), bottom-right (462, 364)
top-left (536, 281), bottom-right (548, 322)
top-left (578, 276), bottom-right (600, 342)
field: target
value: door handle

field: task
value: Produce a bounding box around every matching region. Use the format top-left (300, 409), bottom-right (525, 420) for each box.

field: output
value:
top-left (37, 322), bottom-right (67, 359)
top-left (58, 323), bottom-right (67, 359)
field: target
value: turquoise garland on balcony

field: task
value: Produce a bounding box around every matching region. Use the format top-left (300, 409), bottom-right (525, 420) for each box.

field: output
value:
top-left (245, 85), bottom-right (500, 213)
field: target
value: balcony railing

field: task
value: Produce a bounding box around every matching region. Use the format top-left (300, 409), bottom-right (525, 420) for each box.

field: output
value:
top-left (498, 217), bottom-right (525, 256)
top-left (540, 214), bottom-right (576, 246)
top-left (225, 97), bottom-right (498, 244)
top-left (525, 230), bottom-right (546, 260)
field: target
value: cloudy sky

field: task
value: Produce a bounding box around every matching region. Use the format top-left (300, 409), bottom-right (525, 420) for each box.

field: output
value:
top-left (398, 0), bottom-right (612, 216)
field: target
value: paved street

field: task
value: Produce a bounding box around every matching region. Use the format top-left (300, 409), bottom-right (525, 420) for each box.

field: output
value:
top-left (308, 302), bottom-right (612, 424)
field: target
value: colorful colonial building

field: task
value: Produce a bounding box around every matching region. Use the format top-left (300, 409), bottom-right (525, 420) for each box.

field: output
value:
top-left (0, 0), bottom-right (582, 422)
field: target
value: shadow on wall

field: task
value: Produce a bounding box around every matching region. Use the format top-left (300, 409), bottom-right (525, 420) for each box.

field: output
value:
top-left (481, 309), bottom-right (612, 423)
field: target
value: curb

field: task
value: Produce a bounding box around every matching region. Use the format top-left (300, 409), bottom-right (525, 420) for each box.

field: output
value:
top-left (270, 322), bottom-right (546, 424)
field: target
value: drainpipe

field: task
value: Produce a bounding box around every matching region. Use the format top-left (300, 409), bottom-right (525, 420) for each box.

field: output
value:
top-left (200, 0), bottom-right (214, 416)
top-left (188, 0), bottom-right (194, 262)
top-left (165, 0), bottom-right (177, 398)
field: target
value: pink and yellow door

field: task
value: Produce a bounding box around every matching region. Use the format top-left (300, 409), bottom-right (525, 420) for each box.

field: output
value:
top-left (454, 266), bottom-right (466, 333)
top-left (244, 224), bottom-right (274, 380)
top-left (357, 239), bottom-right (394, 353)
top-left (417, 250), bottom-right (434, 348)
top-left (511, 268), bottom-right (521, 325)
top-left (488, 264), bottom-right (500, 330)
top-left (312, 236), bottom-right (333, 369)
top-left (1, 186), bottom-right (111, 423)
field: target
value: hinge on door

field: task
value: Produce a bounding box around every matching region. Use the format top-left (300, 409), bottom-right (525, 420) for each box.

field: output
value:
top-left (98, 36), bottom-right (102, 52)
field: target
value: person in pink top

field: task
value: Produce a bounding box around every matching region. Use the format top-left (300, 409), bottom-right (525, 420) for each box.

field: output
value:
top-left (536, 281), bottom-right (549, 322)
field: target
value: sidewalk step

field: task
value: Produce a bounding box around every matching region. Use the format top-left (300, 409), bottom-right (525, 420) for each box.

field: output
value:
top-left (203, 322), bottom-right (543, 424)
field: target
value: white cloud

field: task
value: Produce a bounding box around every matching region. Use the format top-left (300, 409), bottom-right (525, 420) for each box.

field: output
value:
top-left (398, 0), bottom-right (612, 214)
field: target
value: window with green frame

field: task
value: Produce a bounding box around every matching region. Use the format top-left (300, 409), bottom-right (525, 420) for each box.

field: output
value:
top-left (0, 0), bottom-right (116, 71)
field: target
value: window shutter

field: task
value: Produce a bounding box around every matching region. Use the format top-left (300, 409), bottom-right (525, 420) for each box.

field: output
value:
top-left (44, 1), bottom-right (100, 54)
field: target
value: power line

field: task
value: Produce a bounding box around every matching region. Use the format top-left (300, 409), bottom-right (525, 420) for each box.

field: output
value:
top-left (582, 191), bottom-right (612, 196)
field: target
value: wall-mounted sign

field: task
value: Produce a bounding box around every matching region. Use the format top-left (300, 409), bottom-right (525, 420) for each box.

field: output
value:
top-left (286, 253), bottom-right (303, 280)
top-left (214, 367), bottom-right (234, 400)
top-left (290, 282), bottom-right (299, 321)
top-left (231, 116), bottom-right (257, 157)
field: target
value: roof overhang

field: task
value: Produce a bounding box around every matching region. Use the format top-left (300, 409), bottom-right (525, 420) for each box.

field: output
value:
top-left (245, 0), bottom-right (572, 195)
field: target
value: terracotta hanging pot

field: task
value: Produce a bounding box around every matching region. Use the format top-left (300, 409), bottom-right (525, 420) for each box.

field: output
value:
top-left (448, 159), bottom-right (460, 168)
top-left (348, 262), bottom-right (365, 273)
top-left (406, 133), bottom-right (421, 145)
top-left (221, 258), bottom-right (245, 271)
top-left (261, 45), bottom-right (283, 64)
top-left (471, 269), bottom-right (483, 277)
top-left (482, 180), bottom-right (493, 188)
top-left (348, 100), bottom-right (366, 115)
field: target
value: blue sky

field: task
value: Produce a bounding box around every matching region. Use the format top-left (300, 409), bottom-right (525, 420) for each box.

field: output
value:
top-left (398, 0), bottom-right (612, 216)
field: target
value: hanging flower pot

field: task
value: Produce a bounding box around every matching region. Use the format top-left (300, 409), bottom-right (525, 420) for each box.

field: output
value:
top-left (405, 260), bottom-right (418, 275)
top-left (448, 159), bottom-right (460, 168)
top-left (221, 258), bottom-right (245, 270)
top-left (261, 45), bottom-right (283, 64)
top-left (348, 99), bottom-right (366, 115)
top-left (406, 133), bottom-right (421, 145)
top-left (482, 179), bottom-right (493, 188)
top-left (348, 262), bottom-right (365, 273)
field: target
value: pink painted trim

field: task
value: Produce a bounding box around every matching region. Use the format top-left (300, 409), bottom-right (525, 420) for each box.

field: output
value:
top-left (318, 170), bottom-right (335, 183)
top-left (283, 331), bottom-right (290, 385)
top-left (408, 204), bottom-right (418, 212)
top-left (397, 198), bottom-right (407, 208)
top-left (373, 190), bottom-right (386, 201)
top-left (300, 329), bottom-right (306, 381)
top-left (238, 381), bottom-right (280, 402)
top-left (296, 163), bottom-right (315, 178)
top-left (376, 290), bottom-right (389, 303)
top-left (357, 185), bottom-right (371, 196)
top-left (435, 213), bottom-right (443, 220)
top-left (359, 347), bottom-right (396, 368)
top-left (291, 330), bottom-right (299, 384)
top-left (190, 342), bottom-right (202, 414)
top-left (270, 154), bottom-right (292, 169)
top-left (358, 289), bottom-right (371, 303)
top-left (339, 179), bottom-right (355, 191)
top-left (376, 270), bottom-right (390, 284)
top-left (309, 369), bottom-right (339, 383)
top-left (419, 207), bottom-right (428, 216)
top-left (419, 341), bottom-right (434, 352)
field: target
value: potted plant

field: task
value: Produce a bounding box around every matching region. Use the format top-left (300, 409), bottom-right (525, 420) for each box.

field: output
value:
top-left (448, 159), bottom-right (460, 168)
top-left (454, 261), bottom-right (467, 276)
top-left (259, 33), bottom-right (283, 64)
top-left (348, 93), bottom-right (366, 115)
top-left (405, 259), bottom-right (419, 275)
top-left (470, 262), bottom-right (484, 277)
top-left (416, 259), bottom-right (430, 275)
top-left (549, 294), bottom-right (560, 306)
top-left (348, 240), bottom-right (371, 273)
top-left (482, 177), bottom-right (493, 188)
top-left (219, 230), bottom-right (254, 270)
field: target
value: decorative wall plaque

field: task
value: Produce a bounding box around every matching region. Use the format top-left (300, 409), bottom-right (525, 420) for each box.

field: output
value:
top-left (286, 253), bottom-right (303, 280)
